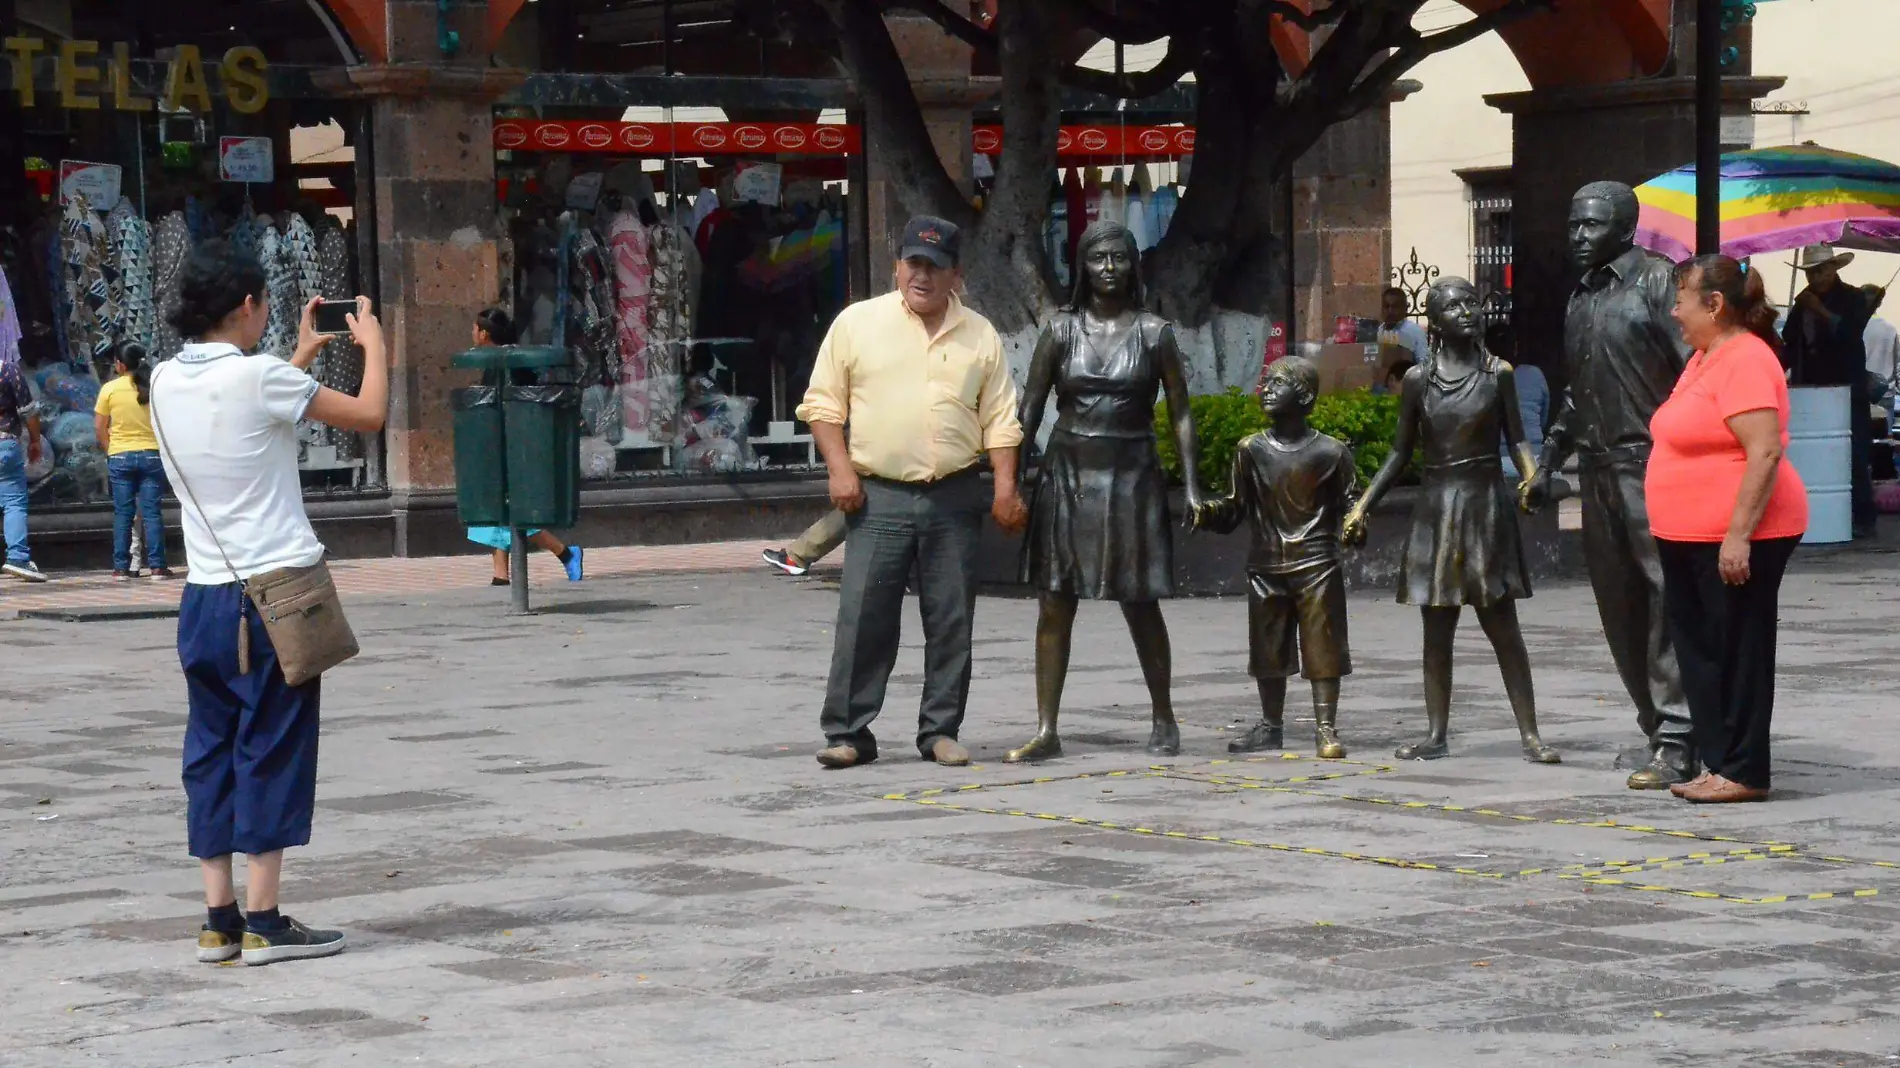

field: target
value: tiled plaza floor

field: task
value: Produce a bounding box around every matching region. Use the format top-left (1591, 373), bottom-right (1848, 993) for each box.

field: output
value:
top-left (3, 542), bottom-right (1899, 1066)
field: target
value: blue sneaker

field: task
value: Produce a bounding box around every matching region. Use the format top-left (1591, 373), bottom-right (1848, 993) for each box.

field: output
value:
top-left (563, 546), bottom-right (585, 583)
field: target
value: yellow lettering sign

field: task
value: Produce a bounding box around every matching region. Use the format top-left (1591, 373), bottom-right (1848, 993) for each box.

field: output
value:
top-left (220, 46), bottom-right (268, 114)
top-left (162, 44), bottom-right (211, 113)
top-left (4, 36), bottom-right (43, 107)
top-left (56, 39), bottom-right (101, 110)
top-left (110, 43), bottom-right (153, 112)
top-left (7, 38), bottom-right (268, 110)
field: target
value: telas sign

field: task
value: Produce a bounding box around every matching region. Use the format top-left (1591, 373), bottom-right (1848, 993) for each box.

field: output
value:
top-left (4, 40), bottom-right (269, 114)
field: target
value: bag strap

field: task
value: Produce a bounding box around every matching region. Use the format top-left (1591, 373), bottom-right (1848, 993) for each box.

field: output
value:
top-left (150, 362), bottom-right (252, 674)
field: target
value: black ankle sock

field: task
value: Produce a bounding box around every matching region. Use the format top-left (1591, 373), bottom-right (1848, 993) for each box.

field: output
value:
top-left (557, 547), bottom-right (575, 564)
top-left (207, 903), bottom-right (242, 932)
top-left (246, 907), bottom-right (288, 932)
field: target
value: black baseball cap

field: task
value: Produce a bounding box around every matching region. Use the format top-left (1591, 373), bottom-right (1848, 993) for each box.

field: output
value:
top-left (898, 215), bottom-right (960, 269)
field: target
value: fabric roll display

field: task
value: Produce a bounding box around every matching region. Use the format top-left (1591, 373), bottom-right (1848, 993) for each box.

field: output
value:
top-left (609, 210), bottom-right (653, 438)
top-left (149, 211), bottom-right (192, 362)
top-left (60, 195), bottom-right (112, 371)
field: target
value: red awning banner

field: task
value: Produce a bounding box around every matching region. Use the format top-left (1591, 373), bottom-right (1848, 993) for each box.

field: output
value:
top-left (494, 120), bottom-right (1195, 159)
top-left (493, 120), bottom-right (862, 156)
top-left (973, 125), bottom-right (1196, 158)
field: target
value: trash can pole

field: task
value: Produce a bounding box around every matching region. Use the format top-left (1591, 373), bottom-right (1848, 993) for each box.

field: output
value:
top-left (508, 527), bottom-right (531, 615)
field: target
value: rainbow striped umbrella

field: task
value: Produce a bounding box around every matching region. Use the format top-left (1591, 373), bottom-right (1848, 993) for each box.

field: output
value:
top-left (1634, 144), bottom-right (1900, 263)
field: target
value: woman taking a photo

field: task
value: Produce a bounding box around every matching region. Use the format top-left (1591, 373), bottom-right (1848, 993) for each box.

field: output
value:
top-left (1647, 255), bottom-right (1808, 804)
top-left (94, 341), bottom-right (173, 579)
top-left (152, 239), bottom-right (387, 964)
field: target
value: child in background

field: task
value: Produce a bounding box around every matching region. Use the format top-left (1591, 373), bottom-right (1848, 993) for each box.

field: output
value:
top-left (94, 341), bottom-right (174, 579)
top-left (465, 307), bottom-right (583, 585)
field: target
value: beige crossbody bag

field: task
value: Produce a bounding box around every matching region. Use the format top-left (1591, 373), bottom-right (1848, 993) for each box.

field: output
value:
top-left (151, 363), bottom-right (358, 686)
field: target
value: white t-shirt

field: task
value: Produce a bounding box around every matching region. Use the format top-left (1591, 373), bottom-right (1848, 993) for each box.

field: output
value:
top-left (1865, 316), bottom-right (1899, 389)
top-left (151, 343), bottom-right (325, 585)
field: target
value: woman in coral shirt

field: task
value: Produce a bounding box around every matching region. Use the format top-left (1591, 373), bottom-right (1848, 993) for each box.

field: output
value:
top-left (1646, 255), bottom-right (1808, 804)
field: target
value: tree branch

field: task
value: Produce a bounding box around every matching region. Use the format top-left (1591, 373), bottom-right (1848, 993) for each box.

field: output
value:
top-left (881, 0), bottom-right (995, 52)
top-left (1258, 1), bottom-right (1348, 33)
top-left (1049, 0), bottom-right (1172, 44)
top-left (1057, 34), bottom-right (1196, 97)
top-left (1332, 0), bottom-right (1556, 119)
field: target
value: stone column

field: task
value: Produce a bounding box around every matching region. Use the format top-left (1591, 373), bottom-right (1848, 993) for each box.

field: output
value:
top-left (1488, 75), bottom-right (1782, 379)
top-left (320, 0), bottom-right (520, 555)
top-left (1291, 104), bottom-right (1394, 342)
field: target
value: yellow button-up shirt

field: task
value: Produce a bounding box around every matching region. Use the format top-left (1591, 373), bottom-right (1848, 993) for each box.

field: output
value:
top-left (797, 291), bottom-right (1023, 482)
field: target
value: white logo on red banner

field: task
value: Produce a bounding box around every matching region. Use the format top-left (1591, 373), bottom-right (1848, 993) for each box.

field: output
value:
top-left (1057, 129), bottom-right (1074, 152)
top-left (734, 125), bottom-right (767, 150)
top-left (693, 125), bottom-right (727, 149)
top-left (1078, 128), bottom-right (1110, 152)
top-left (815, 126), bottom-right (846, 151)
top-left (774, 126), bottom-right (806, 150)
top-left (973, 128), bottom-right (1002, 154)
top-left (1175, 128), bottom-right (1196, 152)
top-left (535, 124), bottom-right (571, 149)
top-left (579, 124), bottom-right (612, 149)
top-left (1138, 128), bottom-right (1170, 152)
top-left (495, 122), bottom-right (528, 149)
top-left (620, 124), bottom-right (655, 150)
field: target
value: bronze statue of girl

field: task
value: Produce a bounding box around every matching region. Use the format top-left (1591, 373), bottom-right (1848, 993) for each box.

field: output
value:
top-left (1007, 219), bottom-right (1204, 762)
top-left (1346, 276), bottom-right (1560, 764)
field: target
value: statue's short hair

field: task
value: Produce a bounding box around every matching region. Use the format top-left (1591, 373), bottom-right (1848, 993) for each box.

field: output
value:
top-left (1572, 181), bottom-right (1640, 231)
top-left (1263, 356), bottom-right (1320, 411)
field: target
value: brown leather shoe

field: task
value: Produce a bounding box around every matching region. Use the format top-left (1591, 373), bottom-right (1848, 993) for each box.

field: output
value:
top-left (1683, 774), bottom-right (1769, 804)
top-left (816, 744), bottom-right (871, 769)
top-left (928, 738), bottom-right (970, 766)
top-left (1669, 771), bottom-right (1713, 798)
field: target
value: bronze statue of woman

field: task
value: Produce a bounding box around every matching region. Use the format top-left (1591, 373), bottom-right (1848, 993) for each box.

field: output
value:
top-left (1008, 219), bottom-right (1204, 762)
top-left (1345, 277), bottom-right (1560, 764)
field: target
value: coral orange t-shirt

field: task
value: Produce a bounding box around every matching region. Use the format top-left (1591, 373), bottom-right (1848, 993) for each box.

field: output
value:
top-left (1645, 333), bottom-right (1808, 543)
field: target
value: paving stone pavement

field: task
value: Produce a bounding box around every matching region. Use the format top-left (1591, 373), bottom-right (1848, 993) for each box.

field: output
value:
top-left (4, 549), bottom-right (1900, 1067)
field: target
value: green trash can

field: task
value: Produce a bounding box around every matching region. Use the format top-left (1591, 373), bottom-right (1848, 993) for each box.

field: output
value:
top-left (451, 386), bottom-right (507, 526)
top-left (502, 384), bottom-right (582, 528)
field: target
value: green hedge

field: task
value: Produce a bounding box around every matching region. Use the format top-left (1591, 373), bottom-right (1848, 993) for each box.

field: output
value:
top-left (1153, 387), bottom-right (1408, 493)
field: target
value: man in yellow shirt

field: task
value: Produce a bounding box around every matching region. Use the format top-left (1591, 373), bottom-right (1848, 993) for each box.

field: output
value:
top-left (798, 216), bottom-right (1027, 769)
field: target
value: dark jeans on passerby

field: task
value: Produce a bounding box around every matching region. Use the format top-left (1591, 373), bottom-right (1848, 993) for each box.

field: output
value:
top-left (1657, 535), bottom-right (1800, 791)
top-left (819, 468), bottom-right (985, 759)
top-left (109, 450), bottom-right (169, 572)
top-left (1850, 373), bottom-right (1875, 532)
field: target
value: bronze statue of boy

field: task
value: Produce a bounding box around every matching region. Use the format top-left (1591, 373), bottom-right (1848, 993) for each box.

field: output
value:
top-left (1194, 357), bottom-right (1355, 759)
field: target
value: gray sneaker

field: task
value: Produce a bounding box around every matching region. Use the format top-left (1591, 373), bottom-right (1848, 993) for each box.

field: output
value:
top-left (3, 560), bottom-right (47, 583)
top-left (241, 916), bottom-right (345, 966)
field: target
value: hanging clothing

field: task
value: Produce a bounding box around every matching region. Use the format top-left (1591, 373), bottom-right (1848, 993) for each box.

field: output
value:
top-left (314, 224), bottom-right (361, 461)
top-left (1151, 186), bottom-right (1179, 244)
top-left (111, 208), bottom-right (156, 352)
top-left (1063, 169), bottom-right (1086, 267)
top-left (0, 262), bottom-right (22, 372)
top-left (150, 212), bottom-right (192, 363)
top-left (569, 223), bottom-right (616, 388)
top-left (609, 210), bottom-right (654, 438)
top-left (646, 221), bottom-right (697, 441)
top-left (61, 195), bottom-right (112, 371)
top-left (257, 226), bottom-right (297, 360)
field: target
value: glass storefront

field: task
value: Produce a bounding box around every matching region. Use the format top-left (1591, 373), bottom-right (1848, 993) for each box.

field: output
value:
top-left (2, 2), bottom-right (379, 508)
top-left (492, 107), bottom-right (862, 481)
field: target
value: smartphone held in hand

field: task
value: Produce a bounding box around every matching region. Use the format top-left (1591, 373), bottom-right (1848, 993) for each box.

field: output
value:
top-left (312, 299), bottom-right (356, 336)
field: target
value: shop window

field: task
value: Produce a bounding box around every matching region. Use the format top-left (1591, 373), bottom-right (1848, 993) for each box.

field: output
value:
top-left (494, 108), bottom-right (861, 480)
top-left (3, 7), bottom-right (379, 509)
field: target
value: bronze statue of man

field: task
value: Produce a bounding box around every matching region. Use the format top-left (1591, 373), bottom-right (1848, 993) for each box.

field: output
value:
top-left (1007, 219), bottom-right (1203, 762)
top-left (1523, 181), bottom-right (1694, 789)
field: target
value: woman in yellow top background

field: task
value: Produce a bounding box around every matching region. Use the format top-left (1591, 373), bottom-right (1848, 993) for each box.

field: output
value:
top-left (94, 342), bottom-right (174, 579)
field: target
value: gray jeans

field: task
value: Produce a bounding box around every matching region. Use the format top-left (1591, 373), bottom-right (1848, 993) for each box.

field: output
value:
top-left (820, 470), bottom-right (986, 758)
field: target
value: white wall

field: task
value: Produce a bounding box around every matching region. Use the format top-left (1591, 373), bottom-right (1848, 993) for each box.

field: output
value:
top-left (1390, 0), bottom-right (1900, 302)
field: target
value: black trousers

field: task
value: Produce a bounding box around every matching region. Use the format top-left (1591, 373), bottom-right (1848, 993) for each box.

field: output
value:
top-left (1579, 459), bottom-right (1695, 763)
top-left (1656, 536), bottom-right (1800, 790)
top-left (819, 470), bottom-right (986, 758)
